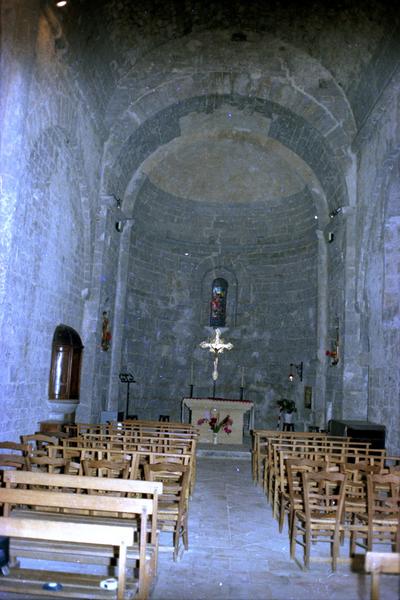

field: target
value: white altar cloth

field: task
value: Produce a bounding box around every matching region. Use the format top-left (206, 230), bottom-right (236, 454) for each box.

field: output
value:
top-left (182, 397), bottom-right (254, 444)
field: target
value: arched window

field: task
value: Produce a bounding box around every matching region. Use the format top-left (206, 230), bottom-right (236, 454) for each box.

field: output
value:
top-left (210, 278), bottom-right (228, 327)
top-left (48, 325), bottom-right (84, 400)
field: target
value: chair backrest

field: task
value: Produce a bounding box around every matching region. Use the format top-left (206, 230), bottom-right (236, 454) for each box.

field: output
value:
top-left (20, 434), bottom-right (58, 456)
top-left (302, 470), bottom-right (346, 524)
top-left (367, 472), bottom-right (400, 521)
top-left (0, 442), bottom-right (30, 455)
top-left (82, 458), bottom-right (130, 480)
top-left (144, 462), bottom-right (190, 508)
top-left (285, 458), bottom-right (326, 503)
top-left (27, 456), bottom-right (70, 474)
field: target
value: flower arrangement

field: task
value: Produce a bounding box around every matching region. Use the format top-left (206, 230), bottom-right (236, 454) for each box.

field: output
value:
top-left (326, 348), bottom-right (339, 365)
top-left (197, 413), bottom-right (233, 434)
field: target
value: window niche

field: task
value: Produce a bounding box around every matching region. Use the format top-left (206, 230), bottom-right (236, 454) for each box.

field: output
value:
top-left (47, 324), bottom-right (84, 423)
top-left (200, 268), bottom-right (237, 328)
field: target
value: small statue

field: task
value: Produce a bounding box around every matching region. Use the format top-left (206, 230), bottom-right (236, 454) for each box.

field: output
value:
top-left (101, 311), bottom-right (112, 351)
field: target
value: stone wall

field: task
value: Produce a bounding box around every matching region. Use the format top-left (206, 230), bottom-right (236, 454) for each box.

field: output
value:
top-left (0, 1), bottom-right (104, 439)
top-left (0, 0), bottom-right (399, 454)
top-left (121, 178), bottom-right (317, 427)
top-left (352, 69), bottom-right (400, 453)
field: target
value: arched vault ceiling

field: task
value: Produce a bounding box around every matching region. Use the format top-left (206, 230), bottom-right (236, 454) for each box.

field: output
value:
top-left (140, 106), bottom-right (319, 204)
top-left (104, 94), bottom-right (346, 220)
top-left (146, 137), bottom-right (304, 203)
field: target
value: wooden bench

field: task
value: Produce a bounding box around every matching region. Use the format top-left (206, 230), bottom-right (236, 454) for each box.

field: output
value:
top-left (365, 552), bottom-right (400, 600)
top-left (0, 470), bottom-right (163, 599)
top-left (0, 516), bottom-right (135, 599)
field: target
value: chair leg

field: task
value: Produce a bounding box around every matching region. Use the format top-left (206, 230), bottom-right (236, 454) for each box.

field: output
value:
top-left (332, 530), bottom-right (340, 572)
top-left (304, 526), bottom-right (310, 569)
top-left (279, 497), bottom-right (285, 533)
top-left (182, 514), bottom-right (189, 550)
top-left (289, 512), bottom-right (297, 559)
top-left (370, 571), bottom-right (379, 600)
top-left (173, 527), bottom-right (179, 561)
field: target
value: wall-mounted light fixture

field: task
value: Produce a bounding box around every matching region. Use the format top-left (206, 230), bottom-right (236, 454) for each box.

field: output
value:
top-left (115, 218), bottom-right (135, 232)
top-left (329, 207), bottom-right (343, 218)
top-left (289, 361), bottom-right (303, 382)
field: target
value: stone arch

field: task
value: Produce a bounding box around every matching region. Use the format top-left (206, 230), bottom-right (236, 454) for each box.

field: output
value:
top-left (104, 30), bottom-right (355, 163)
top-left (104, 94), bottom-right (348, 220)
top-left (101, 29), bottom-right (354, 218)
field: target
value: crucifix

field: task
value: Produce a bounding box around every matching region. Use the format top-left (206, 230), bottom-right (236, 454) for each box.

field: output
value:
top-left (200, 328), bottom-right (233, 397)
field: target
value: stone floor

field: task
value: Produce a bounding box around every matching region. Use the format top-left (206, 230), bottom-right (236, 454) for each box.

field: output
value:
top-left (0, 453), bottom-right (398, 599)
top-left (152, 456), bottom-right (400, 600)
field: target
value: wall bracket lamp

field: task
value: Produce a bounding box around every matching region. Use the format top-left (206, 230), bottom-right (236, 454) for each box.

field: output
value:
top-left (289, 361), bottom-right (303, 382)
top-left (115, 218), bottom-right (135, 232)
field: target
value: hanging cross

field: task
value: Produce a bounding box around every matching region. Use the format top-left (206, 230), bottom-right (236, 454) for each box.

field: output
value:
top-left (200, 328), bottom-right (234, 381)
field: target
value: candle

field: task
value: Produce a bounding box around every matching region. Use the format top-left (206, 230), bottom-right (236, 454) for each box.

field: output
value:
top-left (190, 360), bottom-right (194, 385)
top-left (240, 366), bottom-right (245, 387)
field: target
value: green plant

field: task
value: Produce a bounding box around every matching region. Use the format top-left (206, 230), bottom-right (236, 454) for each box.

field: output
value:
top-left (277, 398), bottom-right (297, 413)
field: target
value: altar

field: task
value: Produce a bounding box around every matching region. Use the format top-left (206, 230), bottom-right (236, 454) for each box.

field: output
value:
top-left (182, 397), bottom-right (254, 445)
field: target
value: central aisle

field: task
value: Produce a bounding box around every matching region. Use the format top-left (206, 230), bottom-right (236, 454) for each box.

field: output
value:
top-left (151, 457), bottom-right (398, 600)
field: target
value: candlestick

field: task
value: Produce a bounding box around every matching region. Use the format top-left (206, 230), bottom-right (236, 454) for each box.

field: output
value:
top-left (240, 386), bottom-right (244, 400)
top-left (189, 384), bottom-right (194, 398)
top-left (240, 366), bottom-right (245, 387)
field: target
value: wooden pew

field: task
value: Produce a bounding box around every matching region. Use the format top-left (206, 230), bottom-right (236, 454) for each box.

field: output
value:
top-left (365, 552), bottom-right (400, 600)
top-left (0, 516), bottom-right (135, 599)
top-left (1, 470), bottom-right (163, 599)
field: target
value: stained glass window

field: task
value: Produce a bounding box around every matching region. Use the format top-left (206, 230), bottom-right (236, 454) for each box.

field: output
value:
top-left (210, 278), bottom-right (228, 327)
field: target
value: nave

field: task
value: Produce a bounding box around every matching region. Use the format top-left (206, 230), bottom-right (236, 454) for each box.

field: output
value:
top-left (152, 457), bottom-right (398, 600)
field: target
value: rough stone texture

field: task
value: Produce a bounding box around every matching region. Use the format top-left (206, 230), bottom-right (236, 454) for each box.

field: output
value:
top-left (0, 0), bottom-right (399, 453)
top-left (122, 178), bottom-right (317, 425)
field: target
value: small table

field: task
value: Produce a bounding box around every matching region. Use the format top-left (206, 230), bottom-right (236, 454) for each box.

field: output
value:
top-left (283, 423), bottom-right (295, 432)
top-left (182, 397), bottom-right (254, 445)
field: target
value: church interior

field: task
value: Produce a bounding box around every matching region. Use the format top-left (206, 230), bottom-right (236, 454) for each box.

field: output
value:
top-left (0, 1), bottom-right (399, 598)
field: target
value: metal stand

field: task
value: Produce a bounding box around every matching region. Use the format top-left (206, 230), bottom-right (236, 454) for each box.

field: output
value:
top-left (189, 384), bottom-right (194, 398)
top-left (119, 372), bottom-right (136, 419)
top-left (239, 386), bottom-right (244, 400)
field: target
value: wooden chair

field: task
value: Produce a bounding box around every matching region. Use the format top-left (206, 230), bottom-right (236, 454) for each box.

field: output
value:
top-left (291, 470), bottom-right (346, 570)
top-left (284, 458), bottom-right (326, 545)
top-left (0, 441), bottom-right (30, 457)
top-left (20, 434), bottom-right (58, 457)
top-left (351, 473), bottom-right (400, 554)
top-left (28, 456), bottom-right (70, 474)
top-left (365, 551), bottom-right (400, 600)
top-left (82, 458), bottom-right (131, 489)
top-left (341, 462), bottom-right (381, 544)
top-left (144, 462), bottom-right (190, 561)
top-left (0, 456), bottom-right (28, 495)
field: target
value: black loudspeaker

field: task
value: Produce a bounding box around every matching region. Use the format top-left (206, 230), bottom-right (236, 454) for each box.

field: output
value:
top-left (0, 536), bottom-right (9, 569)
top-left (329, 420), bottom-right (386, 449)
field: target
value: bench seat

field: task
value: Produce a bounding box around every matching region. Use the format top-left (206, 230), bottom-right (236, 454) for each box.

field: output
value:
top-left (0, 567), bottom-right (138, 599)
top-left (0, 471), bottom-right (162, 599)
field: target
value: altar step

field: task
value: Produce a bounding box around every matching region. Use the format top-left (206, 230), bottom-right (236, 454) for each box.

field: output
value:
top-left (197, 438), bottom-right (251, 460)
